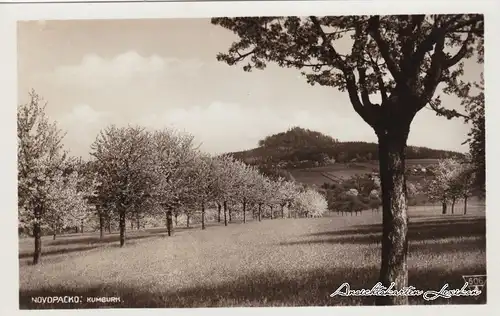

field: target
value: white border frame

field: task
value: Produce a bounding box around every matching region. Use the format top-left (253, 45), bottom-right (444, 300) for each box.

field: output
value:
top-left (1, 0), bottom-right (499, 315)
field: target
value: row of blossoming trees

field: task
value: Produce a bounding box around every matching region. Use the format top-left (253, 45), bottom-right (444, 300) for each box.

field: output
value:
top-left (18, 92), bottom-right (328, 264)
top-left (425, 158), bottom-right (476, 215)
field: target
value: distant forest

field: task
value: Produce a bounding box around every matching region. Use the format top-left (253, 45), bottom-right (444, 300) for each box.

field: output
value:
top-left (230, 127), bottom-right (464, 169)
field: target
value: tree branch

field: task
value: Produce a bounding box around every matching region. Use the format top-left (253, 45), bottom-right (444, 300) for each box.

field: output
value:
top-left (409, 21), bottom-right (445, 79)
top-left (357, 67), bottom-right (372, 107)
top-left (232, 49), bottom-right (256, 63)
top-left (418, 35), bottom-right (446, 109)
top-left (367, 51), bottom-right (388, 103)
top-left (309, 16), bottom-right (373, 126)
top-left (426, 101), bottom-right (471, 120)
top-left (309, 16), bottom-right (348, 70)
top-left (367, 16), bottom-right (402, 83)
top-left (443, 32), bottom-right (473, 69)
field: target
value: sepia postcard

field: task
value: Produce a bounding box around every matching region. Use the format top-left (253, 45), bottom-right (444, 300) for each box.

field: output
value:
top-left (1, 0), bottom-right (498, 315)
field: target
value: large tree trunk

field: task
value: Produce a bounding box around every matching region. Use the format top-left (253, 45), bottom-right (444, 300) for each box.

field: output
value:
top-left (33, 204), bottom-right (42, 265)
top-left (464, 195), bottom-right (468, 215)
top-left (166, 209), bottom-right (173, 236)
top-left (175, 213), bottom-right (178, 227)
top-left (119, 210), bottom-right (126, 247)
top-left (201, 202), bottom-right (206, 230)
top-left (442, 201), bottom-right (447, 214)
top-left (243, 199), bottom-right (246, 223)
top-left (375, 129), bottom-right (409, 306)
top-left (186, 214), bottom-right (190, 228)
top-left (217, 203), bottom-right (221, 223)
top-left (224, 201), bottom-right (228, 226)
top-left (451, 198), bottom-right (455, 214)
top-left (99, 210), bottom-right (104, 239)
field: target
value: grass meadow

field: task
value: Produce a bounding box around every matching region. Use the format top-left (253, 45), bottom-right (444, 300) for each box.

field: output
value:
top-left (19, 203), bottom-right (486, 308)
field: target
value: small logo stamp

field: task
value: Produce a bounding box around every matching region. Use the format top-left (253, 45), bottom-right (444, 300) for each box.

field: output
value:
top-left (462, 275), bottom-right (487, 291)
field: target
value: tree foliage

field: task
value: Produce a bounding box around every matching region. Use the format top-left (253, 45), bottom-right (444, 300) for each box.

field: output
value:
top-left (212, 15), bottom-right (483, 131)
top-left (461, 74), bottom-right (485, 196)
top-left (90, 125), bottom-right (156, 246)
top-left (292, 188), bottom-right (328, 217)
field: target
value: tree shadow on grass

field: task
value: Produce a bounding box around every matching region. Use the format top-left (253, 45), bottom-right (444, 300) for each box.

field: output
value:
top-left (18, 236), bottom-right (159, 265)
top-left (18, 245), bottom-right (102, 259)
top-left (292, 218), bottom-right (486, 246)
top-left (47, 232), bottom-right (168, 246)
top-left (19, 266), bottom-right (486, 309)
top-left (45, 221), bottom-right (238, 247)
top-left (19, 223), bottom-right (238, 263)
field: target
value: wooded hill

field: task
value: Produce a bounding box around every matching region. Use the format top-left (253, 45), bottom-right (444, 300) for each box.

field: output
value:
top-left (229, 127), bottom-right (464, 170)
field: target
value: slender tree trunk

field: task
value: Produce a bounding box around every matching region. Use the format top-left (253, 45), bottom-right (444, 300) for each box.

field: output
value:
top-left (186, 214), bottom-right (190, 228)
top-left (131, 220), bottom-right (134, 230)
top-left (136, 213), bottom-right (140, 230)
top-left (165, 211), bottom-right (168, 228)
top-left (375, 129), bottom-right (409, 306)
top-left (229, 208), bottom-right (232, 222)
top-left (167, 209), bottom-right (173, 236)
top-left (464, 195), bottom-right (468, 215)
top-left (52, 222), bottom-right (57, 240)
top-left (75, 226), bottom-right (78, 233)
top-left (442, 201), bottom-right (447, 215)
top-left (270, 205), bottom-right (274, 219)
top-left (243, 200), bottom-right (246, 223)
top-left (202, 202), bottom-right (206, 230)
top-left (175, 213), bottom-right (178, 226)
top-left (224, 201), bottom-right (228, 226)
top-left (81, 219), bottom-right (84, 234)
top-left (99, 211), bottom-right (104, 239)
top-left (451, 198), bottom-right (455, 214)
top-left (281, 204), bottom-right (285, 218)
top-left (258, 203), bottom-right (262, 222)
top-left (107, 218), bottom-right (111, 234)
top-left (119, 210), bottom-right (126, 247)
top-left (33, 204), bottom-right (42, 265)
top-left (217, 203), bottom-right (221, 223)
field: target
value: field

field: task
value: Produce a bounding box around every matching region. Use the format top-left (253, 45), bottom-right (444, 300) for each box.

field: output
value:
top-left (289, 159), bottom-right (439, 186)
top-left (18, 201), bottom-right (486, 309)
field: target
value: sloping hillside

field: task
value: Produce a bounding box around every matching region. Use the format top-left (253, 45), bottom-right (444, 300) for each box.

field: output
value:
top-left (288, 159), bottom-right (439, 187)
top-left (230, 126), bottom-right (463, 171)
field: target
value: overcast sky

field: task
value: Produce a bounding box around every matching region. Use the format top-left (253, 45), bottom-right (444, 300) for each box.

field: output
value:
top-left (17, 18), bottom-right (483, 158)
